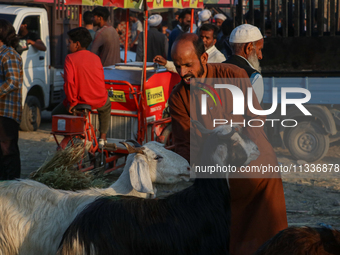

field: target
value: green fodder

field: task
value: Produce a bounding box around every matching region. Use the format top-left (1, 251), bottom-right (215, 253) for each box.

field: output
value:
top-left (30, 144), bottom-right (109, 190)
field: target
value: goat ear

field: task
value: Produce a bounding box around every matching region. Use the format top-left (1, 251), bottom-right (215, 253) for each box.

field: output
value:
top-left (129, 155), bottom-right (154, 194)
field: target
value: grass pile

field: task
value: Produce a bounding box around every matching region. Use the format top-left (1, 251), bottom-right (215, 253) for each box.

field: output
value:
top-left (30, 144), bottom-right (109, 190)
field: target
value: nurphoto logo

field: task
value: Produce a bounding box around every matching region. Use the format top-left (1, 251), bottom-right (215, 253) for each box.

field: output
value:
top-left (200, 84), bottom-right (311, 128)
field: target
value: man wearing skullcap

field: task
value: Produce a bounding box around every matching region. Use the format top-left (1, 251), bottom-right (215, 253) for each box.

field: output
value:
top-left (198, 9), bottom-right (211, 28)
top-left (214, 13), bottom-right (227, 28)
top-left (214, 13), bottom-right (228, 53)
top-left (168, 33), bottom-right (287, 255)
top-left (223, 24), bottom-right (264, 103)
top-left (136, 14), bottom-right (168, 62)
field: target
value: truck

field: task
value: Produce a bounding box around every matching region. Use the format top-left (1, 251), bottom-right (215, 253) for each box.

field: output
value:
top-left (0, 0), bottom-right (114, 131)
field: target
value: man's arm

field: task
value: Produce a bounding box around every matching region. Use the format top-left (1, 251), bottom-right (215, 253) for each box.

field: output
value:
top-left (0, 54), bottom-right (22, 98)
top-left (153, 55), bottom-right (177, 73)
top-left (27, 39), bottom-right (46, 51)
top-left (91, 32), bottom-right (103, 55)
top-left (63, 56), bottom-right (78, 112)
top-left (130, 21), bottom-right (143, 48)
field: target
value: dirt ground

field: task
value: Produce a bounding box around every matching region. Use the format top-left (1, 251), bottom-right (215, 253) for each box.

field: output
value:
top-left (19, 111), bottom-right (340, 229)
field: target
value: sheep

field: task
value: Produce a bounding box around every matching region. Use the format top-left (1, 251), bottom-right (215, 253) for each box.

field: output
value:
top-left (0, 141), bottom-right (190, 255)
top-left (254, 226), bottom-right (340, 255)
top-left (57, 122), bottom-right (260, 255)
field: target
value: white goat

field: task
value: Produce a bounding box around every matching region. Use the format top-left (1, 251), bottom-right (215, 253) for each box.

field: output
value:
top-left (0, 141), bottom-right (190, 255)
top-left (57, 123), bottom-right (260, 255)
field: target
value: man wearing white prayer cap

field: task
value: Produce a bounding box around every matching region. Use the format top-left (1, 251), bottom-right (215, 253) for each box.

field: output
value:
top-left (136, 14), bottom-right (168, 62)
top-left (214, 13), bottom-right (227, 53)
top-left (223, 23), bottom-right (265, 103)
top-left (148, 14), bottom-right (162, 27)
top-left (214, 13), bottom-right (227, 28)
top-left (198, 9), bottom-right (211, 27)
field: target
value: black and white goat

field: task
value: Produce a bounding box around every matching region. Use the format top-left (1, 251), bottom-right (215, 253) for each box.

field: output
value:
top-left (57, 122), bottom-right (260, 255)
top-left (254, 226), bottom-right (340, 255)
top-left (0, 141), bottom-right (190, 255)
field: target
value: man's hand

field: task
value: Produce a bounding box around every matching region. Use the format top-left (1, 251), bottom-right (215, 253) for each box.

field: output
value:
top-left (26, 39), bottom-right (34, 45)
top-left (130, 43), bottom-right (135, 49)
top-left (26, 39), bottom-right (47, 51)
top-left (153, 55), bottom-right (167, 66)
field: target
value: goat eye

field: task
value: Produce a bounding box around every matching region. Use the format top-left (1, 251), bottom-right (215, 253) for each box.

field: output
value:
top-left (154, 155), bottom-right (163, 160)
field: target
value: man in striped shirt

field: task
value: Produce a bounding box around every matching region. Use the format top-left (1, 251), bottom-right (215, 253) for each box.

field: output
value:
top-left (0, 19), bottom-right (23, 180)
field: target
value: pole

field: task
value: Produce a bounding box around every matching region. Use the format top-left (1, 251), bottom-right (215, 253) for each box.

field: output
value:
top-left (190, 8), bottom-right (194, 32)
top-left (139, 9), bottom-right (148, 144)
top-left (79, 5), bottom-right (82, 27)
top-left (124, 9), bottom-right (129, 64)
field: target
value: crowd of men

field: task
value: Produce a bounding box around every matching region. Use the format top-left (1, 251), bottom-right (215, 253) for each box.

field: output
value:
top-left (0, 6), bottom-right (287, 255)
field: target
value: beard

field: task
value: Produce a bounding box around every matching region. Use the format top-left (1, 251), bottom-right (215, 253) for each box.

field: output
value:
top-left (181, 60), bottom-right (205, 85)
top-left (181, 23), bottom-right (190, 32)
top-left (248, 50), bottom-right (262, 73)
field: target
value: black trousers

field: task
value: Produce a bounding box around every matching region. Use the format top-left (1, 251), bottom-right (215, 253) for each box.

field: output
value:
top-left (0, 116), bottom-right (21, 180)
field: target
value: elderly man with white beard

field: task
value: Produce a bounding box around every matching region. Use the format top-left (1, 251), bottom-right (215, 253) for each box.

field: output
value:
top-left (223, 24), bottom-right (264, 103)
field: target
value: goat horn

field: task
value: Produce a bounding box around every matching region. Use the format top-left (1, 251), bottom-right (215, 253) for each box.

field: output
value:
top-left (191, 120), bottom-right (214, 134)
top-left (120, 142), bottom-right (145, 154)
top-left (124, 139), bottom-right (142, 148)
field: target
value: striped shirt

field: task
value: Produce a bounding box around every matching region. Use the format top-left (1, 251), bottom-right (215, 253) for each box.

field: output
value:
top-left (0, 45), bottom-right (23, 123)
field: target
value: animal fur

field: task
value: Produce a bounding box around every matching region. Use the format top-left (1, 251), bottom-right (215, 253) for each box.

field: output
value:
top-left (57, 124), bottom-right (260, 255)
top-left (0, 141), bottom-right (190, 255)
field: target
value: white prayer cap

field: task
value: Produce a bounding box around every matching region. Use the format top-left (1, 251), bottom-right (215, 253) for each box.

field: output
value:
top-left (148, 14), bottom-right (162, 27)
top-left (229, 24), bottom-right (263, 43)
top-left (214, 13), bottom-right (227, 21)
top-left (199, 9), bottom-right (211, 22)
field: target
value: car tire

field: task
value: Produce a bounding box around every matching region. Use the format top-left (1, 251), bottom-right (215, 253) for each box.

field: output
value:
top-left (286, 121), bottom-right (329, 162)
top-left (20, 95), bottom-right (41, 131)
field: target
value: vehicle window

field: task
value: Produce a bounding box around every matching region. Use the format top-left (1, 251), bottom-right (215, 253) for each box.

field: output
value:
top-left (19, 16), bottom-right (41, 40)
top-left (0, 14), bottom-right (16, 24)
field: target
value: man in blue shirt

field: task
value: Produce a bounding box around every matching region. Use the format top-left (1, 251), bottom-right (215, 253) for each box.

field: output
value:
top-left (167, 9), bottom-right (191, 61)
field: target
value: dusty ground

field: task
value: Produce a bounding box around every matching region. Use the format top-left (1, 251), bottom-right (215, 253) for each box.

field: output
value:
top-left (19, 111), bottom-right (340, 229)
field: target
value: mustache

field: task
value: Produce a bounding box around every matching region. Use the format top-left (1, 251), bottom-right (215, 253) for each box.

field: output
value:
top-left (181, 74), bottom-right (194, 80)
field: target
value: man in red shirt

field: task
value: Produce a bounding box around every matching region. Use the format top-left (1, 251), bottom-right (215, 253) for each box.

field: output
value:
top-left (52, 27), bottom-right (111, 140)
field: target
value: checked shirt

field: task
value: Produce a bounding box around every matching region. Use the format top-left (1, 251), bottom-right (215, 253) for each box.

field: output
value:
top-left (0, 45), bottom-right (23, 123)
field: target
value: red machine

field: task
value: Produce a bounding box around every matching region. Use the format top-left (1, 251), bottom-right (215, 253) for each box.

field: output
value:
top-left (91, 64), bottom-right (181, 144)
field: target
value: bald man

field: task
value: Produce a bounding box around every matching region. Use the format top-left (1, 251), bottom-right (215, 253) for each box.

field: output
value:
top-left (169, 33), bottom-right (288, 255)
